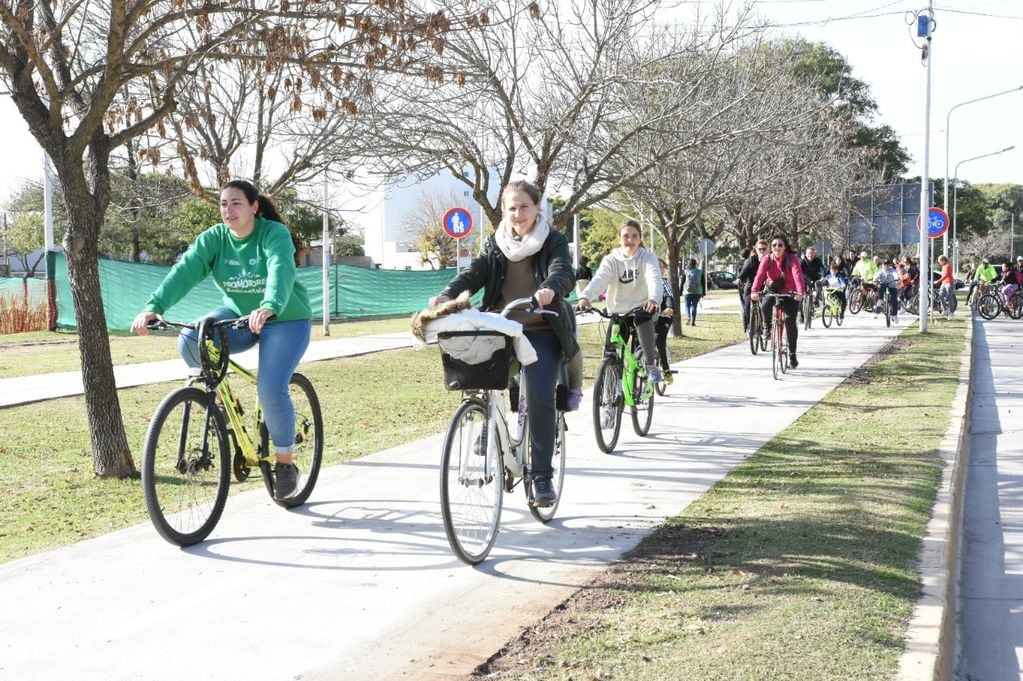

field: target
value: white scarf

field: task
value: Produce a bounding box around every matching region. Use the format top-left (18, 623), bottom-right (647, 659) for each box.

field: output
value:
top-left (495, 212), bottom-right (550, 262)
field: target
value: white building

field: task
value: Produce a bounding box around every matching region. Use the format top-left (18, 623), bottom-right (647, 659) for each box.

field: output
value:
top-left (354, 169), bottom-right (500, 270)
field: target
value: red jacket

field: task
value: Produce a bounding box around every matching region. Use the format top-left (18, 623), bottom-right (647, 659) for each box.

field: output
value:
top-left (752, 251), bottom-right (806, 296)
top-left (938, 263), bottom-right (955, 285)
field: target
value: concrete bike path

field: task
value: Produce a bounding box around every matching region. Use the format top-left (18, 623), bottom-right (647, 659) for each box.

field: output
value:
top-left (957, 317), bottom-right (1023, 678)
top-left (0, 314), bottom-right (913, 681)
top-left (0, 331), bottom-right (417, 408)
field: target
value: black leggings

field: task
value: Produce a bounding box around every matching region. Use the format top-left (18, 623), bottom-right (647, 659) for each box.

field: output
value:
top-left (654, 315), bottom-right (672, 371)
top-left (762, 296), bottom-right (799, 356)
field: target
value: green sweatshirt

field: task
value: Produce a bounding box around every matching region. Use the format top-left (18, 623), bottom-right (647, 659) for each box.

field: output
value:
top-left (145, 216), bottom-right (311, 322)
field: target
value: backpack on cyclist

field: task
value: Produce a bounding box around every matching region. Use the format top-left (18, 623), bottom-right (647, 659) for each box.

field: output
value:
top-left (684, 269), bottom-right (700, 294)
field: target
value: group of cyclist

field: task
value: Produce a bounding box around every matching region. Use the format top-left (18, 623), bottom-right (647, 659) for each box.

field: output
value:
top-left (964, 255), bottom-right (1023, 311)
top-left (133, 176), bottom-right (1010, 514)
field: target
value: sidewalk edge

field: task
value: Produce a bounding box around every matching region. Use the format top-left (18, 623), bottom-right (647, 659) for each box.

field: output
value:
top-left (896, 317), bottom-right (974, 681)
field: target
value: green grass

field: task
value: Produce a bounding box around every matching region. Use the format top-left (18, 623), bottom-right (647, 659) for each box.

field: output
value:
top-left (0, 309), bottom-right (746, 562)
top-left (475, 318), bottom-right (967, 680)
top-left (0, 315), bottom-right (415, 379)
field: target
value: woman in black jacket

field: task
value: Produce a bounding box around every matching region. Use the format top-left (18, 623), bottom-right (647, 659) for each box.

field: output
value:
top-left (737, 239), bottom-right (768, 333)
top-left (430, 180), bottom-right (577, 507)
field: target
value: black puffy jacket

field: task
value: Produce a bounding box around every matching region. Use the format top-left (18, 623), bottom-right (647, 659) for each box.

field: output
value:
top-left (440, 229), bottom-right (579, 361)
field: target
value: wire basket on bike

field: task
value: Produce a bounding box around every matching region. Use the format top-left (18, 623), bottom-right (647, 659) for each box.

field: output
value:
top-left (437, 329), bottom-right (514, 391)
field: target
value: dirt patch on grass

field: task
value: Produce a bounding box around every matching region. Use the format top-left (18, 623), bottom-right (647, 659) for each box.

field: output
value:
top-left (841, 335), bottom-right (912, 386)
top-left (470, 526), bottom-right (724, 679)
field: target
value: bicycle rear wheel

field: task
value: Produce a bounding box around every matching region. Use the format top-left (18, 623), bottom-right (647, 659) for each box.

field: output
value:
top-left (142, 387), bottom-right (230, 547)
top-left (978, 294), bottom-right (1000, 320)
top-left (529, 413), bottom-right (566, 523)
top-left (631, 367), bottom-right (654, 437)
top-left (440, 399), bottom-right (503, 565)
top-left (593, 357), bottom-right (624, 453)
top-left (259, 373), bottom-right (324, 508)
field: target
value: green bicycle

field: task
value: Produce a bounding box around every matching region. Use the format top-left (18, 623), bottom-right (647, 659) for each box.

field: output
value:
top-left (820, 287), bottom-right (844, 328)
top-left (141, 317), bottom-right (323, 546)
top-left (586, 307), bottom-right (656, 453)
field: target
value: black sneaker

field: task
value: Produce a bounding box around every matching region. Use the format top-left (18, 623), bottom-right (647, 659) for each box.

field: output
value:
top-left (274, 463), bottom-right (299, 499)
top-left (533, 476), bottom-right (557, 507)
top-left (789, 355), bottom-right (799, 369)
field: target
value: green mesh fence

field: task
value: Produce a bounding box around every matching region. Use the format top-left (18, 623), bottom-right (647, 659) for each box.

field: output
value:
top-left (52, 252), bottom-right (474, 331)
top-left (0, 277), bottom-right (48, 305)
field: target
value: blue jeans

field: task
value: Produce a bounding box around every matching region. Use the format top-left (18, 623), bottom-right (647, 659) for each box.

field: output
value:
top-left (877, 286), bottom-right (899, 316)
top-left (178, 307), bottom-right (311, 452)
top-left (521, 330), bottom-right (564, 478)
top-left (684, 294), bottom-right (700, 323)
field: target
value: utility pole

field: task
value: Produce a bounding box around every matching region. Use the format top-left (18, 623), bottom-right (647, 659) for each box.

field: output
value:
top-left (917, 3), bottom-right (934, 332)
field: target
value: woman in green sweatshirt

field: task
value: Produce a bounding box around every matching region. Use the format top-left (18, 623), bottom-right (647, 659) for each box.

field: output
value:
top-left (131, 180), bottom-right (312, 499)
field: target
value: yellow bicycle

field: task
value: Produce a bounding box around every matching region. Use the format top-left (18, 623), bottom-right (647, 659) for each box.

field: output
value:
top-left (141, 317), bottom-right (323, 546)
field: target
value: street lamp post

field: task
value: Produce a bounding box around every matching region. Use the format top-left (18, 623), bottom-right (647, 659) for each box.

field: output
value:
top-left (952, 145), bottom-right (1015, 272)
top-left (943, 85), bottom-right (1023, 257)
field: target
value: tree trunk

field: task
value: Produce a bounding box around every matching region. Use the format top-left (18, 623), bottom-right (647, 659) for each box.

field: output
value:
top-left (61, 175), bottom-right (137, 479)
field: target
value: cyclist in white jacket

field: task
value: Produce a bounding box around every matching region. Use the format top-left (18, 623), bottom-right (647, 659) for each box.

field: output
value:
top-left (577, 219), bottom-right (663, 382)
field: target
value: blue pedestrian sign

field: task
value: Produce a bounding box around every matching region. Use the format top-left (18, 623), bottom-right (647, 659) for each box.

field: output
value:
top-left (443, 207), bottom-right (473, 240)
top-left (916, 207), bottom-right (950, 239)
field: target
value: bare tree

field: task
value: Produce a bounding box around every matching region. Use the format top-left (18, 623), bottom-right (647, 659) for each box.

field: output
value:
top-left (0, 1), bottom-right (459, 477)
top-left (362, 0), bottom-right (762, 229)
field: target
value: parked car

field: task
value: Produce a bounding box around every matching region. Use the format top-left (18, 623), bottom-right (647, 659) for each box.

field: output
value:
top-left (707, 271), bottom-right (738, 290)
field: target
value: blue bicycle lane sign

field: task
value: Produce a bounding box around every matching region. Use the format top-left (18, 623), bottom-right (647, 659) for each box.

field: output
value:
top-left (916, 207), bottom-right (950, 239)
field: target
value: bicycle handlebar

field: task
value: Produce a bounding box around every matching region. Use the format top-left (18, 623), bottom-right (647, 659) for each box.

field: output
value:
top-left (147, 317), bottom-right (252, 332)
top-left (578, 305), bottom-right (648, 320)
top-left (499, 296), bottom-right (559, 319)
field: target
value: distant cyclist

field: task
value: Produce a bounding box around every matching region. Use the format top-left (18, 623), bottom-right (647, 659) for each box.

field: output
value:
top-left (737, 239), bottom-right (768, 334)
top-left (851, 251), bottom-right (878, 291)
top-left (799, 246), bottom-right (826, 308)
top-left (967, 258), bottom-right (998, 305)
top-left (874, 259), bottom-right (900, 324)
top-left (751, 234), bottom-right (806, 369)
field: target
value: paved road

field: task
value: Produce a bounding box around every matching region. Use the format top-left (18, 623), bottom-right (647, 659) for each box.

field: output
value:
top-left (0, 312), bottom-right (942, 680)
top-left (957, 317), bottom-right (1023, 679)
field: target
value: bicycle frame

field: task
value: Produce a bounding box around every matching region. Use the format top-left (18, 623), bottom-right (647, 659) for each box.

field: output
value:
top-left (194, 341), bottom-right (269, 467)
top-left (604, 318), bottom-right (644, 408)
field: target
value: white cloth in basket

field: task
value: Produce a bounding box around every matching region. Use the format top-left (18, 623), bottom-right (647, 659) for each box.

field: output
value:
top-left (422, 310), bottom-right (538, 366)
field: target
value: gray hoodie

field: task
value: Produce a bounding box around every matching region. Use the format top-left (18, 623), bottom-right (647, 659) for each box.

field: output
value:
top-left (581, 247), bottom-right (661, 314)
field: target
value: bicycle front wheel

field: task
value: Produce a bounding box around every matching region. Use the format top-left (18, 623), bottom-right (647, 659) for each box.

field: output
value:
top-left (440, 399), bottom-right (503, 564)
top-left (1010, 293), bottom-right (1023, 320)
top-left (821, 304), bottom-right (833, 328)
top-left (772, 322), bottom-right (784, 380)
top-left (142, 387), bottom-right (230, 547)
top-left (259, 373), bottom-right (324, 508)
top-left (978, 293), bottom-right (1000, 320)
top-left (631, 368), bottom-right (655, 436)
top-left (593, 358), bottom-right (624, 453)
top-left (529, 413), bottom-right (566, 523)
top-left (802, 295), bottom-right (813, 330)
top-left (849, 289), bottom-right (863, 315)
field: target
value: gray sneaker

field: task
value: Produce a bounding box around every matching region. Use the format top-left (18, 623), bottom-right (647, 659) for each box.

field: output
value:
top-left (274, 463), bottom-right (299, 499)
top-left (533, 476), bottom-right (556, 507)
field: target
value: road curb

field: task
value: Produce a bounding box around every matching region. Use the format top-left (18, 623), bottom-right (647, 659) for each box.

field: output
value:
top-left (896, 316), bottom-right (974, 680)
